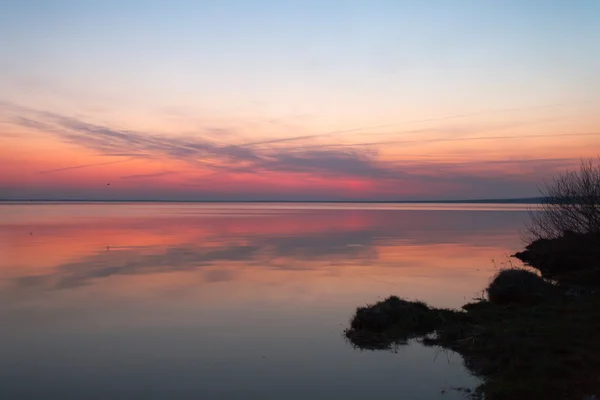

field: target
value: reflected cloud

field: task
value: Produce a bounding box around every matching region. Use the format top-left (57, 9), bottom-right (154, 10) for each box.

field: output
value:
top-left (10, 243), bottom-right (261, 290)
top-left (7, 229), bottom-right (377, 290)
top-left (1, 207), bottom-right (525, 293)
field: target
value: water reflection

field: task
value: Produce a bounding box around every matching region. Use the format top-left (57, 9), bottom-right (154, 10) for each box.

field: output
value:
top-left (0, 203), bottom-right (529, 399)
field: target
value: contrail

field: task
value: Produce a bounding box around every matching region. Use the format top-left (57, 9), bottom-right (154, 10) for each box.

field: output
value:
top-left (281, 131), bottom-right (600, 151)
top-left (38, 159), bottom-right (132, 174)
top-left (376, 131), bottom-right (600, 146)
top-left (240, 101), bottom-right (588, 147)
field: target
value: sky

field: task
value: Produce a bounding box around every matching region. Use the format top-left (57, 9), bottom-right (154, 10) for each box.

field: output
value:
top-left (1, 0), bottom-right (599, 201)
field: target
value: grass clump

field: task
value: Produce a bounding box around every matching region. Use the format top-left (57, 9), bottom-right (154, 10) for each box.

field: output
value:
top-left (345, 296), bottom-right (460, 349)
top-left (486, 268), bottom-right (558, 305)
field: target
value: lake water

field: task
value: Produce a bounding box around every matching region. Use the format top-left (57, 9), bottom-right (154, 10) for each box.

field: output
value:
top-left (0, 202), bottom-right (533, 399)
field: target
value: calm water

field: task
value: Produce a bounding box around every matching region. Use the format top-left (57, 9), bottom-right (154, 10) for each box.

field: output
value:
top-left (0, 203), bottom-right (532, 399)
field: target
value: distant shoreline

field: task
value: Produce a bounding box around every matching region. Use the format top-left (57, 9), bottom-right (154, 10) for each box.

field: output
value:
top-left (0, 198), bottom-right (543, 204)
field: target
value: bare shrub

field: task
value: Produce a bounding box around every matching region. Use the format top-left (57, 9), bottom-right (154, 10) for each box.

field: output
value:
top-left (526, 158), bottom-right (600, 240)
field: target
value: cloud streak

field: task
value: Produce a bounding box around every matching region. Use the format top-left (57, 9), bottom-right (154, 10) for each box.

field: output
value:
top-left (1, 101), bottom-right (590, 200)
top-left (120, 171), bottom-right (176, 180)
top-left (4, 102), bottom-right (405, 183)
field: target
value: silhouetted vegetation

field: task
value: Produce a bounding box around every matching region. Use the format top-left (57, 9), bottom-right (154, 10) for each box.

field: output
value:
top-left (514, 231), bottom-right (600, 287)
top-left (345, 280), bottom-right (600, 399)
top-left (345, 160), bottom-right (600, 399)
top-left (526, 158), bottom-right (600, 240)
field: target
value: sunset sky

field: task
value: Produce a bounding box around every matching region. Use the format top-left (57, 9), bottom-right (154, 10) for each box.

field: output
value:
top-left (1, 0), bottom-right (599, 201)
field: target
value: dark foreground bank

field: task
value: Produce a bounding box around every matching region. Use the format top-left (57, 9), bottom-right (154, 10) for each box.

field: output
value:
top-left (345, 232), bottom-right (600, 400)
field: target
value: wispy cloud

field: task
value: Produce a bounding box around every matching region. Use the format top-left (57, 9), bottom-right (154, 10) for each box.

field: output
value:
top-left (256, 149), bottom-right (401, 180)
top-left (103, 153), bottom-right (154, 158)
top-left (0, 101), bottom-right (589, 199)
top-left (120, 171), bottom-right (176, 180)
top-left (3, 102), bottom-right (404, 182)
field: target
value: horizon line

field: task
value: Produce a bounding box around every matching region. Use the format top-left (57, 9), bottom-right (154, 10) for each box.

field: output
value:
top-left (0, 197), bottom-right (544, 204)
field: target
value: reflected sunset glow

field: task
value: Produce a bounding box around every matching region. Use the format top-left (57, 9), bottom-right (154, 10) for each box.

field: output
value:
top-left (1, 203), bottom-right (527, 308)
